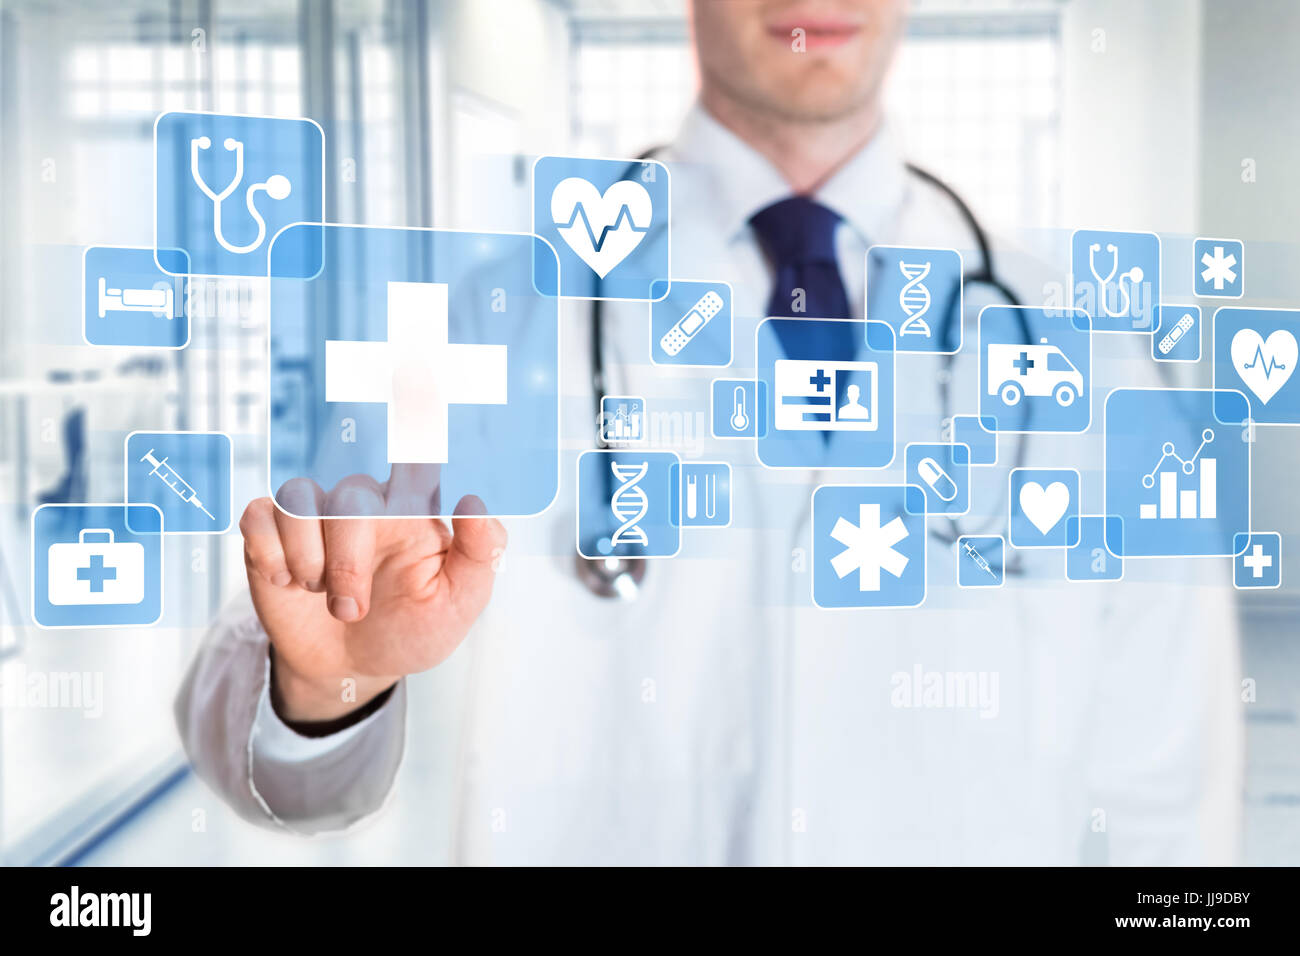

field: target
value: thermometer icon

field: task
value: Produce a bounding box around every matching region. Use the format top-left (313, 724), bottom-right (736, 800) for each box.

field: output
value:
top-left (729, 386), bottom-right (750, 433)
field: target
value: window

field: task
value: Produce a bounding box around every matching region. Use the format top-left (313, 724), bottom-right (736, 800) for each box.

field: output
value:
top-left (886, 11), bottom-right (1062, 235)
top-left (0, 0), bottom-right (414, 864)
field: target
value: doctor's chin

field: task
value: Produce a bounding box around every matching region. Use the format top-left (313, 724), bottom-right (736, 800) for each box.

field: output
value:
top-left (0, 0), bottom-right (1296, 930)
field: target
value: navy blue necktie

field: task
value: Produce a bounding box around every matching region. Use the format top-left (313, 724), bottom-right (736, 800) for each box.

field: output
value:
top-left (749, 196), bottom-right (856, 362)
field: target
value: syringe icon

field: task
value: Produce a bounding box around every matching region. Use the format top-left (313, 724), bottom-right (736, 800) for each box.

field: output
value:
top-left (961, 539), bottom-right (999, 579)
top-left (140, 448), bottom-right (216, 521)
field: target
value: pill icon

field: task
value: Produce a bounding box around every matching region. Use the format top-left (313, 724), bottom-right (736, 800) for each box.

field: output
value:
top-left (917, 456), bottom-right (959, 501)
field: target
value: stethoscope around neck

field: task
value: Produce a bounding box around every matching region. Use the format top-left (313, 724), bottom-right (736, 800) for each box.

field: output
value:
top-left (189, 135), bottom-right (292, 255)
top-left (575, 156), bottom-right (1030, 600)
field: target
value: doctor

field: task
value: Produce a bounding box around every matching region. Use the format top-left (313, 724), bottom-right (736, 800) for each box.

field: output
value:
top-left (177, 0), bottom-right (1242, 864)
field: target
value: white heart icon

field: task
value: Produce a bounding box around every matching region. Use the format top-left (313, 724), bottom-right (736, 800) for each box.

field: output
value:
top-left (1018, 481), bottom-right (1070, 536)
top-left (1230, 328), bottom-right (1297, 406)
top-left (550, 177), bottom-right (652, 279)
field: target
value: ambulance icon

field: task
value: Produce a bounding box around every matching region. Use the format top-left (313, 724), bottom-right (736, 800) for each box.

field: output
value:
top-left (986, 338), bottom-right (1084, 408)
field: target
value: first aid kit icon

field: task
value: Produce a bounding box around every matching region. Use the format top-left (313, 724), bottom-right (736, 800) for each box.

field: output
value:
top-left (48, 529), bottom-right (145, 606)
top-left (31, 504), bottom-right (163, 629)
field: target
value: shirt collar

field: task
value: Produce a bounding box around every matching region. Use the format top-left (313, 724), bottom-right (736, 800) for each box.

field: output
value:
top-left (667, 103), bottom-right (910, 246)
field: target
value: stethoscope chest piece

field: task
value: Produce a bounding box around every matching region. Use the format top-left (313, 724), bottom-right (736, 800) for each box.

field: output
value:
top-left (575, 554), bottom-right (646, 600)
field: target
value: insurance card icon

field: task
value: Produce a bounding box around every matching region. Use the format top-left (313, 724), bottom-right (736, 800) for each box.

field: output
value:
top-left (774, 360), bottom-right (877, 431)
top-left (757, 317), bottom-right (895, 468)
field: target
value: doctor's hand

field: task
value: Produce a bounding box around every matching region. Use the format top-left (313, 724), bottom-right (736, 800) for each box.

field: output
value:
top-left (239, 470), bottom-right (506, 723)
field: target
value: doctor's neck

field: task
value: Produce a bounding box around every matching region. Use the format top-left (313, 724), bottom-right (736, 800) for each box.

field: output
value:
top-left (699, 83), bottom-right (882, 196)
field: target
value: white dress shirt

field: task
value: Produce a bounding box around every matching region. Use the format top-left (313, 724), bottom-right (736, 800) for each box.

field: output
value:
top-left (175, 105), bottom-right (1243, 864)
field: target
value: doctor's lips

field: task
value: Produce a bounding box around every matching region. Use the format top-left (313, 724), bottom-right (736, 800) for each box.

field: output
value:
top-left (766, 16), bottom-right (862, 49)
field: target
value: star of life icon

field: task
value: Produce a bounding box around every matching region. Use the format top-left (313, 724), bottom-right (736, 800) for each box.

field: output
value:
top-left (830, 501), bottom-right (910, 591)
top-left (898, 259), bottom-right (932, 337)
top-left (774, 359), bottom-right (877, 431)
top-left (1201, 244), bottom-right (1238, 290)
top-left (812, 484), bottom-right (926, 608)
top-left (609, 459), bottom-right (650, 548)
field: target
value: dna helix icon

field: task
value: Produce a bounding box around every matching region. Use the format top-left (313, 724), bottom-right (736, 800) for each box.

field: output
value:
top-left (898, 259), bottom-right (933, 337)
top-left (609, 459), bottom-right (650, 547)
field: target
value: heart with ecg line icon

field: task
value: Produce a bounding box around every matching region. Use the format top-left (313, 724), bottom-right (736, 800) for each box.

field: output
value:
top-left (1230, 328), bottom-right (1297, 406)
top-left (550, 177), bottom-right (652, 279)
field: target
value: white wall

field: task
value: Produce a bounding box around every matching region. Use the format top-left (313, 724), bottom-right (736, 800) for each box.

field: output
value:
top-left (1198, 0), bottom-right (1300, 553)
top-left (1061, 0), bottom-right (1202, 234)
top-left (432, 0), bottom-right (571, 230)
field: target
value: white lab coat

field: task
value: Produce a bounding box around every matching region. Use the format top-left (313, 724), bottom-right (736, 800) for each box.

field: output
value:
top-left (175, 107), bottom-right (1243, 864)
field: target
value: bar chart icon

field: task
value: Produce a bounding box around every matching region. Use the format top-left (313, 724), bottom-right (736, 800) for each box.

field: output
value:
top-left (1139, 429), bottom-right (1217, 520)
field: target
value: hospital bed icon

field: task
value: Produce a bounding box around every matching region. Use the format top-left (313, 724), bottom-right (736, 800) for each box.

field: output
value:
top-left (97, 275), bottom-right (178, 320)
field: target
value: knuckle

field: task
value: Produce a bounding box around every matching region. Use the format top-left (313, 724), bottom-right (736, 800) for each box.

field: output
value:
top-left (243, 540), bottom-right (274, 568)
top-left (325, 562), bottom-right (368, 593)
top-left (283, 546), bottom-right (325, 582)
top-left (239, 497), bottom-right (273, 536)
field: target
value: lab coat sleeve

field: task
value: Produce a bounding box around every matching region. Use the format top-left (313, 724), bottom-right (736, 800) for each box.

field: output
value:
top-left (174, 591), bottom-right (408, 835)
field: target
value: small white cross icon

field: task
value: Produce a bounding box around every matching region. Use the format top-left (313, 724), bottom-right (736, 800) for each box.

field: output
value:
top-left (325, 281), bottom-right (507, 464)
top-left (1242, 542), bottom-right (1273, 579)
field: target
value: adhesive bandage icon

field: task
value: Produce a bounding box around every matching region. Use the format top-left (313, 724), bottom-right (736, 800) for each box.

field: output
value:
top-left (660, 290), bottom-right (724, 356)
top-left (1158, 311), bottom-right (1196, 355)
top-left (610, 459), bottom-right (650, 547)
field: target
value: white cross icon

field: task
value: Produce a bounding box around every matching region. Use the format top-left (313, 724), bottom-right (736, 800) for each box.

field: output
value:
top-left (1242, 542), bottom-right (1273, 579)
top-left (325, 281), bottom-right (507, 464)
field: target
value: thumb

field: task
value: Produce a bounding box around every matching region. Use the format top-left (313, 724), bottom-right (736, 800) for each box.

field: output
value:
top-left (442, 495), bottom-right (507, 611)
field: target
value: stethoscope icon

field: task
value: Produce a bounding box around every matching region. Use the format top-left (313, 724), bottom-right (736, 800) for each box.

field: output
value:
top-left (1088, 241), bottom-right (1144, 318)
top-left (189, 136), bottom-right (292, 255)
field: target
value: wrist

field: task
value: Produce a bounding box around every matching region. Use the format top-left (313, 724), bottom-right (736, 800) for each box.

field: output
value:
top-left (269, 647), bottom-right (396, 723)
